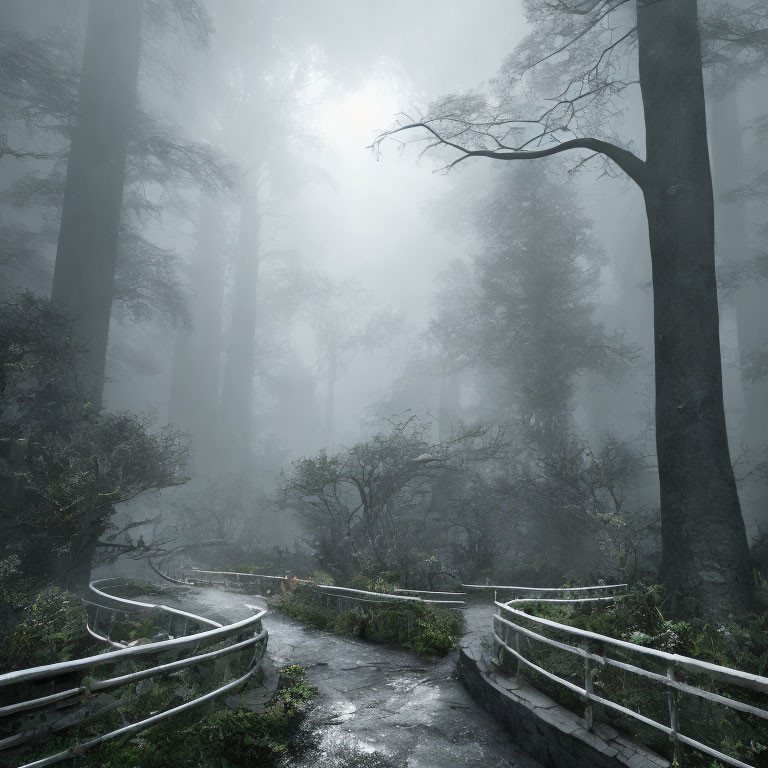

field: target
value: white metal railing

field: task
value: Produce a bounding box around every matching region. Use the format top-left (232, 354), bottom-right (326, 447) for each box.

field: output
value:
top-left (492, 589), bottom-right (768, 768)
top-left (151, 565), bottom-right (291, 594)
top-left (314, 583), bottom-right (465, 606)
top-left (164, 566), bottom-right (467, 606)
top-left (395, 588), bottom-right (467, 597)
top-left (85, 576), bottom-right (222, 647)
top-left (463, 582), bottom-right (627, 594)
top-left (0, 578), bottom-right (268, 768)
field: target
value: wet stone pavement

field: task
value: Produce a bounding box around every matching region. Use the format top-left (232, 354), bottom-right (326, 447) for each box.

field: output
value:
top-left (153, 586), bottom-right (542, 768)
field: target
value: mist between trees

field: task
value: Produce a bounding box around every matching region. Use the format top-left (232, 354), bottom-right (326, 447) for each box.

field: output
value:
top-left (1, 0), bottom-right (768, 640)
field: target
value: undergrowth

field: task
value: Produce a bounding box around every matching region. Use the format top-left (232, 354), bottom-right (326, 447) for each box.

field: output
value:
top-left (279, 585), bottom-right (463, 656)
top-left (9, 665), bottom-right (314, 768)
top-left (511, 584), bottom-right (768, 767)
top-left (0, 587), bottom-right (95, 672)
top-left (77, 664), bottom-right (316, 767)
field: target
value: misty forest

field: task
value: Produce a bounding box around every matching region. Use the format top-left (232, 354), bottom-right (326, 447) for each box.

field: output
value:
top-left (1, 1), bottom-right (768, 767)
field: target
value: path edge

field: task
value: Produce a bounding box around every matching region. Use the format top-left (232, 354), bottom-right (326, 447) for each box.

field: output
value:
top-left (456, 635), bottom-right (671, 768)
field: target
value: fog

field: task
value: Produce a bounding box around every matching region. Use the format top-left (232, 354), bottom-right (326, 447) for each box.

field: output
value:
top-left (2, 0), bottom-right (768, 603)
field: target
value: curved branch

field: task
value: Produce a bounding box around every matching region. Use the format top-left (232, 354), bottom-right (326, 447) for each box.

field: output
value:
top-left (374, 121), bottom-right (648, 189)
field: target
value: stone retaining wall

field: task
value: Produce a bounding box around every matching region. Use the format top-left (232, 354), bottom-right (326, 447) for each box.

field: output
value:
top-left (457, 636), bottom-right (670, 768)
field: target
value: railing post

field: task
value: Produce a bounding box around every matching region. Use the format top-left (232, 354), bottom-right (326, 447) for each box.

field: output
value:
top-left (666, 665), bottom-right (681, 764)
top-left (512, 628), bottom-right (521, 676)
top-left (583, 647), bottom-right (594, 731)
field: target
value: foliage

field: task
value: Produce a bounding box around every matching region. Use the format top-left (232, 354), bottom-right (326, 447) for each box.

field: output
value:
top-left (0, 7), bottom-right (237, 328)
top-left (282, 416), bottom-right (508, 581)
top-left (280, 585), bottom-right (463, 657)
top-left (752, 532), bottom-right (768, 579)
top-left (109, 581), bottom-right (164, 599)
top-left (0, 295), bottom-right (189, 594)
top-left (1, 588), bottom-right (91, 672)
top-left (0, 292), bottom-right (84, 428)
top-left (427, 164), bottom-right (648, 582)
top-left (312, 569), bottom-right (336, 585)
top-left (170, 473), bottom-right (267, 565)
top-left (515, 585), bottom-right (768, 767)
top-left (349, 573), bottom-right (398, 594)
top-left (76, 665), bottom-right (316, 768)
top-left (108, 615), bottom-right (163, 645)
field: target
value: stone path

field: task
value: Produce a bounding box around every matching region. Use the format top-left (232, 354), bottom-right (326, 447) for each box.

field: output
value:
top-left (156, 585), bottom-right (542, 768)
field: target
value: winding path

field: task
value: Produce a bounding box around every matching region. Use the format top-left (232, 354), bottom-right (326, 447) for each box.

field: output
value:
top-left (155, 584), bottom-right (542, 768)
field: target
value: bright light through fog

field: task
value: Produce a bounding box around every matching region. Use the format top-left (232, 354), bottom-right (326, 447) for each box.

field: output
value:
top-left (316, 76), bottom-right (406, 149)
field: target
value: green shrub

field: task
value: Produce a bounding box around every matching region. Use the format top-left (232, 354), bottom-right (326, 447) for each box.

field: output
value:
top-left (279, 596), bottom-right (334, 631)
top-left (515, 585), bottom-right (768, 768)
top-left (2, 587), bottom-right (91, 671)
top-left (108, 615), bottom-right (164, 644)
top-left (349, 572), bottom-right (398, 594)
top-left (280, 586), bottom-right (463, 657)
top-left (78, 665), bottom-right (316, 768)
top-left (410, 606), bottom-right (462, 656)
top-left (332, 607), bottom-right (367, 637)
top-left (109, 580), bottom-right (163, 599)
top-left (311, 569), bottom-right (336, 585)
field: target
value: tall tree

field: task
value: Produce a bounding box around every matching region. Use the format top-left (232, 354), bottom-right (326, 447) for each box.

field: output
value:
top-left (303, 275), bottom-right (401, 450)
top-left (376, 0), bottom-right (757, 615)
top-left (220, 189), bottom-right (261, 464)
top-left (51, 0), bottom-right (142, 401)
top-left (704, 1), bottom-right (768, 530)
top-left (168, 195), bottom-right (226, 469)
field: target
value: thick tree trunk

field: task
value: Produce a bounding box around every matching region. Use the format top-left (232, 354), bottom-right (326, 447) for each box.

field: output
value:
top-left (636, 0), bottom-right (752, 615)
top-left (61, 511), bottom-right (104, 590)
top-left (220, 193), bottom-right (260, 465)
top-left (168, 195), bottom-right (225, 471)
top-left (51, 0), bottom-right (141, 403)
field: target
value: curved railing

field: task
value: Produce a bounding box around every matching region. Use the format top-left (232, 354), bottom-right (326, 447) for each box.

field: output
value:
top-left (160, 566), bottom-right (467, 606)
top-left (312, 583), bottom-right (465, 607)
top-left (164, 566), bottom-right (290, 593)
top-left (84, 577), bottom-right (222, 648)
top-left (462, 581), bottom-right (627, 598)
top-left (492, 587), bottom-right (768, 768)
top-left (0, 579), bottom-right (268, 768)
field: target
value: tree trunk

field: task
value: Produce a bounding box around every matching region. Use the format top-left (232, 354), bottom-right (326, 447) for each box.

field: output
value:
top-left (168, 195), bottom-right (225, 471)
top-left (324, 331), bottom-right (337, 451)
top-left (636, 0), bottom-right (752, 615)
top-left (438, 372), bottom-right (460, 442)
top-left (61, 510), bottom-right (105, 590)
top-left (709, 89), bottom-right (768, 535)
top-left (709, 88), bottom-right (748, 421)
top-left (219, 192), bottom-right (260, 466)
top-left (51, 0), bottom-right (141, 403)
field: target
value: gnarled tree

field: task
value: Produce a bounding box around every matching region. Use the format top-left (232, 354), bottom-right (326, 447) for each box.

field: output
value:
top-left (374, 0), bottom-right (758, 616)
